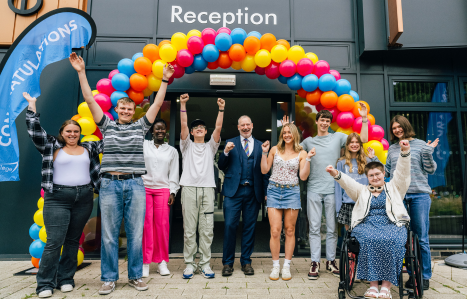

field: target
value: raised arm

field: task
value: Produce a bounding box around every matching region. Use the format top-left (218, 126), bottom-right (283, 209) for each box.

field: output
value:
top-left (23, 92), bottom-right (52, 155)
top-left (390, 140), bottom-right (412, 198)
top-left (212, 98), bottom-right (225, 143)
top-left (326, 164), bottom-right (365, 202)
top-left (299, 147), bottom-right (315, 181)
top-left (180, 93), bottom-right (189, 140)
top-left (69, 53), bottom-right (103, 124)
top-left (358, 102), bottom-right (369, 143)
top-left (145, 64), bottom-right (175, 123)
top-left (421, 139), bottom-right (439, 174)
top-left (261, 142), bottom-right (275, 174)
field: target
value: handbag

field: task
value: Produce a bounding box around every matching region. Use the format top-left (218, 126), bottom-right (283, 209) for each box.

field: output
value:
top-left (348, 236), bottom-right (360, 254)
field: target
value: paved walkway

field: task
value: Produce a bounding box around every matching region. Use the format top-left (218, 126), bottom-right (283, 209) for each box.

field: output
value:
top-left (0, 258), bottom-right (466, 299)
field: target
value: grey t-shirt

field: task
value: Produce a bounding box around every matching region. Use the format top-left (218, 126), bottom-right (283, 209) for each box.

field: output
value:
top-left (300, 132), bottom-right (348, 194)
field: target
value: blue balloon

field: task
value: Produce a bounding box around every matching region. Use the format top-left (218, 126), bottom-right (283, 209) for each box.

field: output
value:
top-left (29, 223), bottom-right (41, 240)
top-left (278, 75), bottom-right (288, 84)
top-left (247, 31), bottom-right (262, 39)
top-left (117, 58), bottom-right (136, 77)
top-left (318, 74), bottom-right (337, 92)
top-left (287, 74), bottom-right (303, 90)
top-left (349, 90), bottom-right (359, 102)
top-left (215, 33), bottom-right (232, 52)
top-left (110, 91), bottom-right (129, 106)
top-left (333, 79), bottom-right (352, 96)
top-left (111, 73), bottom-right (130, 91)
top-left (231, 28), bottom-right (247, 44)
top-left (132, 52), bottom-right (144, 61)
top-left (185, 64), bottom-right (195, 74)
top-left (202, 44), bottom-right (220, 62)
top-left (193, 54), bottom-right (208, 71)
top-left (302, 74), bottom-right (319, 92)
top-left (109, 106), bottom-right (119, 120)
top-left (29, 239), bottom-right (45, 259)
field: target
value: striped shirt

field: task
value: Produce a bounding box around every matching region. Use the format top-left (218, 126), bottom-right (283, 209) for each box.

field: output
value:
top-left (385, 138), bottom-right (436, 194)
top-left (97, 114), bottom-right (152, 174)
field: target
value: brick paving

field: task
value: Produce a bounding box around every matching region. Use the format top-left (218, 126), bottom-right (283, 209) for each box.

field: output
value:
top-left (0, 258), bottom-right (466, 298)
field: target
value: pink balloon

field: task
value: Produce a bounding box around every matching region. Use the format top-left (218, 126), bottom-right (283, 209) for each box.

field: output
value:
top-left (103, 112), bottom-right (114, 121)
top-left (94, 127), bottom-right (103, 139)
top-left (96, 79), bottom-right (115, 96)
top-left (94, 93), bottom-right (112, 111)
top-left (255, 66), bottom-right (265, 75)
top-left (296, 58), bottom-right (314, 76)
top-left (313, 60), bottom-right (331, 78)
top-left (40, 188), bottom-right (44, 198)
top-left (108, 69), bottom-right (119, 80)
top-left (279, 60), bottom-right (297, 77)
top-left (325, 107), bottom-right (340, 122)
top-left (187, 36), bottom-right (204, 54)
top-left (176, 49), bottom-right (194, 67)
top-left (79, 233), bottom-right (85, 245)
top-left (369, 125), bottom-right (385, 141)
top-left (265, 61), bottom-right (280, 79)
top-left (201, 28), bottom-right (217, 45)
top-left (315, 103), bottom-right (325, 112)
top-left (170, 61), bottom-right (185, 79)
top-left (168, 76), bottom-right (174, 85)
top-left (381, 138), bottom-right (389, 151)
top-left (352, 117), bottom-right (363, 133)
top-left (78, 246), bottom-right (84, 254)
top-left (217, 27), bottom-right (231, 34)
top-left (336, 112), bottom-right (355, 129)
top-left (330, 69), bottom-right (341, 81)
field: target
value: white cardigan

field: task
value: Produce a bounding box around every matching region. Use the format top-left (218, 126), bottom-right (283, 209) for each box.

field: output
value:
top-left (334, 150), bottom-right (411, 229)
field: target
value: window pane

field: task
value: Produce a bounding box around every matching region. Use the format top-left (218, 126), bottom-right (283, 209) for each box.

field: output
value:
top-left (393, 82), bottom-right (450, 103)
top-left (464, 82), bottom-right (467, 102)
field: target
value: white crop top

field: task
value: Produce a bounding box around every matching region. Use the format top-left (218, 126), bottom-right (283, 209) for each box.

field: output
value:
top-left (53, 149), bottom-right (91, 186)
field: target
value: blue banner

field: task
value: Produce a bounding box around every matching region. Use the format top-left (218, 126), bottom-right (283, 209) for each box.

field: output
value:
top-left (0, 8), bottom-right (96, 181)
top-left (427, 83), bottom-right (452, 188)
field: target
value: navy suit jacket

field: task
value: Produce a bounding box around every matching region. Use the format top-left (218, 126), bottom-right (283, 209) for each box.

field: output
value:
top-left (218, 136), bottom-right (269, 203)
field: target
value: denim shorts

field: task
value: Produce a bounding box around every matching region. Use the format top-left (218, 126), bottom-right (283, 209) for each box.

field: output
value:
top-left (266, 182), bottom-right (301, 210)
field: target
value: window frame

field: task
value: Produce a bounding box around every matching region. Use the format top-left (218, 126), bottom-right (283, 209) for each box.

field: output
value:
top-left (459, 77), bottom-right (467, 107)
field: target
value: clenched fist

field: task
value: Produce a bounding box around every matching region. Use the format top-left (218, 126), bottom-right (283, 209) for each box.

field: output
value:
top-left (400, 140), bottom-right (410, 152)
top-left (217, 98), bottom-right (225, 109)
top-left (307, 147), bottom-right (316, 159)
top-left (326, 165), bottom-right (338, 177)
top-left (262, 140), bottom-right (270, 153)
top-left (225, 142), bottom-right (235, 153)
top-left (180, 93), bottom-right (189, 103)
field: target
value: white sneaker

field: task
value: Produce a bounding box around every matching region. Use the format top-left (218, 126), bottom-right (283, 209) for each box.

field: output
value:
top-left (38, 290), bottom-right (52, 298)
top-left (269, 266), bottom-right (280, 281)
top-left (201, 267), bottom-right (215, 279)
top-left (60, 284), bottom-right (73, 292)
top-left (183, 267), bottom-right (194, 279)
top-left (142, 264), bottom-right (150, 278)
top-left (158, 261), bottom-right (171, 276)
top-left (281, 266), bottom-right (292, 280)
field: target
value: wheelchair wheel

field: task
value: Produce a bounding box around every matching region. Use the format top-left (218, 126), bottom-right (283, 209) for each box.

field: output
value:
top-left (411, 233), bottom-right (424, 298)
top-left (338, 290), bottom-right (346, 299)
top-left (340, 242), bottom-right (357, 291)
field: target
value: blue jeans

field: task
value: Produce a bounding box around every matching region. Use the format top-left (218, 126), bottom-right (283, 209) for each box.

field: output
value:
top-left (404, 193), bottom-right (432, 280)
top-left (99, 177), bottom-right (146, 281)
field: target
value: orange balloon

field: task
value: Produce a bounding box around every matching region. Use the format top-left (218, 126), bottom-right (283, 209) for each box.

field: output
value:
top-left (129, 73), bottom-right (148, 91)
top-left (243, 36), bottom-right (261, 55)
top-left (32, 257), bottom-right (40, 268)
top-left (368, 113), bottom-right (376, 126)
top-left (134, 57), bottom-right (152, 75)
top-left (336, 94), bottom-right (356, 112)
top-left (229, 44), bottom-right (246, 61)
top-left (260, 33), bottom-right (277, 52)
top-left (218, 52), bottom-right (232, 69)
top-left (127, 88), bottom-right (145, 105)
top-left (207, 60), bottom-right (219, 70)
top-left (352, 101), bottom-right (371, 118)
top-left (276, 39), bottom-right (291, 50)
top-left (306, 90), bottom-right (323, 105)
top-left (320, 91), bottom-right (338, 108)
top-left (71, 114), bottom-right (81, 121)
top-left (158, 40), bottom-right (171, 47)
top-left (297, 88), bottom-right (308, 99)
top-left (142, 44), bottom-right (160, 62)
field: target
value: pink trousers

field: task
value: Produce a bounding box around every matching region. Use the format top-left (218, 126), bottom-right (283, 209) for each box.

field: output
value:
top-left (142, 188), bottom-right (170, 264)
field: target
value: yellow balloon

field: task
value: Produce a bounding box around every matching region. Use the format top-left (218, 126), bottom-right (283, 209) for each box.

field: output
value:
top-left (77, 117), bottom-right (97, 136)
top-left (171, 32), bottom-right (188, 51)
top-left (378, 150), bottom-right (388, 164)
top-left (77, 102), bottom-right (92, 118)
top-left (337, 127), bottom-right (354, 135)
top-left (39, 226), bottom-right (47, 243)
top-left (187, 29), bottom-right (202, 39)
top-left (151, 60), bottom-right (165, 79)
top-left (330, 122), bottom-right (340, 132)
top-left (77, 250), bottom-right (84, 266)
top-left (231, 60), bottom-right (242, 70)
top-left (142, 88), bottom-right (153, 97)
top-left (271, 45), bottom-right (288, 63)
top-left (159, 44), bottom-right (177, 62)
top-left (254, 49), bottom-right (272, 68)
top-left (60, 246), bottom-right (63, 255)
top-left (37, 197), bottom-right (44, 210)
top-left (143, 103), bottom-right (150, 112)
top-left (81, 135), bottom-right (100, 142)
top-left (288, 45), bottom-right (305, 64)
top-left (305, 52), bottom-right (319, 64)
top-left (241, 54), bottom-right (256, 72)
top-left (135, 106), bottom-right (143, 116)
top-left (295, 94), bottom-right (306, 103)
top-left (99, 153), bottom-right (103, 164)
top-left (34, 209), bottom-right (44, 226)
top-left (363, 140), bottom-right (384, 158)
top-left (91, 90), bottom-right (99, 96)
top-left (147, 74), bottom-right (162, 91)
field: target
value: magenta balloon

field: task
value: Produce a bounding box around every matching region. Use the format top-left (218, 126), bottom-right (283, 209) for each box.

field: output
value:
top-left (330, 69), bottom-right (341, 81)
top-left (171, 61), bottom-right (185, 79)
top-left (265, 61), bottom-right (280, 79)
top-left (336, 112), bottom-right (355, 129)
top-left (381, 138), bottom-right (389, 151)
top-left (217, 27), bottom-right (231, 34)
top-left (369, 125), bottom-right (385, 141)
top-left (104, 111), bottom-right (114, 121)
top-left (352, 117), bottom-right (363, 133)
top-left (96, 78), bottom-right (116, 96)
top-left (201, 28), bottom-right (217, 45)
top-left (296, 58), bottom-right (314, 76)
top-left (187, 36), bottom-right (204, 54)
top-left (108, 69), bottom-right (119, 80)
top-left (313, 60), bottom-right (331, 78)
top-left (279, 60), bottom-right (297, 77)
top-left (176, 49), bottom-right (194, 67)
top-left (325, 107), bottom-right (340, 122)
top-left (255, 66), bottom-right (265, 75)
top-left (94, 93), bottom-right (112, 111)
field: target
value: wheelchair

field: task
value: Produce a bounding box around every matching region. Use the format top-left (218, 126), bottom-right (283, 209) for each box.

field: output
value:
top-left (338, 223), bottom-right (423, 299)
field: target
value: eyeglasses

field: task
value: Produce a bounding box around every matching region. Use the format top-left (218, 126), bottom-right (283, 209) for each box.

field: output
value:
top-left (193, 125), bottom-right (206, 130)
top-left (368, 172), bottom-right (383, 179)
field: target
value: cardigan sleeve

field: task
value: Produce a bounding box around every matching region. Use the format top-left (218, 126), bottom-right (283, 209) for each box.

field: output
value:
top-left (388, 150), bottom-right (412, 199)
top-left (334, 171), bottom-right (366, 202)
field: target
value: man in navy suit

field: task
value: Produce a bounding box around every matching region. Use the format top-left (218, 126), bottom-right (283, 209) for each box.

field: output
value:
top-left (218, 115), bottom-right (268, 276)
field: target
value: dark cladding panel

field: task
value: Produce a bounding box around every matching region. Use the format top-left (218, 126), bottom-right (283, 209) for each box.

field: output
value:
top-left (385, 49), bottom-right (453, 75)
top-left (157, 0), bottom-right (290, 39)
top-left (301, 43), bottom-right (354, 71)
top-left (361, 74), bottom-right (387, 137)
top-left (87, 38), bottom-right (149, 67)
top-left (360, 51), bottom-right (384, 72)
top-left (358, 0), bottom-right (387, 51)
top-left (294, 0), bottom-right (354, 41)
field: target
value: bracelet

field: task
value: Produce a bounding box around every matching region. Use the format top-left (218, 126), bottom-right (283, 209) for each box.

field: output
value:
top-left (180, 109), bottom-right (186, 112)
top-left (262, 152), bottom-right (268, 156)
top-left (162, 79), bottom-right (169, 83)
top-left (219, 109), bottom-right (224, 112)
top-left (306, 157), bottom-right (311, 162)
top-left (362, 119), bottom-right (368, 123)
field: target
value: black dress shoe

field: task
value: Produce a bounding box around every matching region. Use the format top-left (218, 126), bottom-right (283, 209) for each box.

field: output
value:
top-left (241, 264), bottom-right (254, 275)
top-left (222, 264), bottom-right (233, 276)
top-left (405, 278), bottom-right (430, 291)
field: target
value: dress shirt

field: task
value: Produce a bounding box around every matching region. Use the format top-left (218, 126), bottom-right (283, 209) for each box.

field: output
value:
top-left (224, 135), bottom-right (254, 156)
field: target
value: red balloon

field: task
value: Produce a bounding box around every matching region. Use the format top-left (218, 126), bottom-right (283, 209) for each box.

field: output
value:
top-left (79, 233), bottom-right (85, 245)
top-left (265, 61), bottom-right (280, 79)
top-left (168, 76), bottom-right (174, 85)
top-left (94, 127), bottom-right (103, 139)
top-left (297, 88), bottom-right (307, 98)
top-left (255, 66), bottom-right (265, 75)
top-left (187, 36), bottom-right (204, 54)
top-left (315, 103), bottom-right (325, 112)
top-left (202, 28), bottom-right (217, 45)
top-left (313, 60), bottom-right (331, 78)
top-left (302, 130), bottom-right (312, 139)
top-left (352, 117), bottom-right (363, 133)
top-left (330, 69), bottom-right (341, 81)
top-left (176, 49), bottom-right (194, 67)
top-left (279, 60), bottom-right (296, 77)
top-left (296, 58), bottom-right (314, 76)
top-left (369, 125), bottom-right (385, 141)
top-left (170, 62), bottom-right (185, 78)
top-left (207, 60), bottom-right (218, 70)
top-left (218, 52), bottom-right (232, 69)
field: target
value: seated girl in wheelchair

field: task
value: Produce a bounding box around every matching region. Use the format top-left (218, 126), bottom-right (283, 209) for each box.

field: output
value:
top-left (326, 140), bottom-right (411, 299)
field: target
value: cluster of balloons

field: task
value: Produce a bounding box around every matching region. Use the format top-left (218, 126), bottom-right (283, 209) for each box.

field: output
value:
top-left (29, 189), bottom-right (85, 268)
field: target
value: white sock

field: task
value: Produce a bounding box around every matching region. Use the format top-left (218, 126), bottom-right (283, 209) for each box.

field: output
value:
top-left (272, 260), bottom-right (280, 267)
top-left (283, 259), bottom-right (291, 268)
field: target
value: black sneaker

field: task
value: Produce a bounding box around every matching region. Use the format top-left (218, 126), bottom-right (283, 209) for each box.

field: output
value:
top-left (405, 278), bottom-right (430, 291)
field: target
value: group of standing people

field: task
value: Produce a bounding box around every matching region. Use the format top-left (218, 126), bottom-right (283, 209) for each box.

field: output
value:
top-left (25, 53), bottom-right (438, 299)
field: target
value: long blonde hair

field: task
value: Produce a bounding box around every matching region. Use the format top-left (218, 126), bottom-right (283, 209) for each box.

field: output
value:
top-left (339, 133), bottom-right (367, 174)
top-left (277, 123), bottom-right (302, 153)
